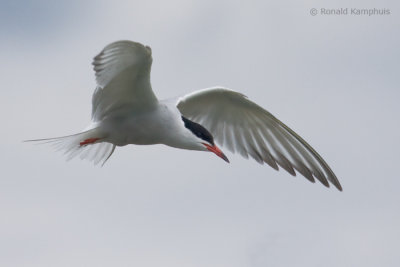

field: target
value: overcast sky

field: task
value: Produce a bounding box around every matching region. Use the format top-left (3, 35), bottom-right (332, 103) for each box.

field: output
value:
top-left (1, 0), bottom-right (399, 266)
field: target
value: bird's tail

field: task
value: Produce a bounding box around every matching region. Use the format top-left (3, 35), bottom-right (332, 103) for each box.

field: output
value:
top-left (25, 128), bottom-right (116, 166)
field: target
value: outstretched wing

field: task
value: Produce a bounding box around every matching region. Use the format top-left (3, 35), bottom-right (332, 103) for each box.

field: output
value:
top-left (91, 40), bottom-right (158, 121)
top-left (177, 87), bottom-right (342, 191)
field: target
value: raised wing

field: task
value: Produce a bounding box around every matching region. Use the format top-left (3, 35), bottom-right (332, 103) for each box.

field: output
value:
top-left (91, 40), bottom-right (158, 121)
top-left (177, 87), bottom-right (342, 191)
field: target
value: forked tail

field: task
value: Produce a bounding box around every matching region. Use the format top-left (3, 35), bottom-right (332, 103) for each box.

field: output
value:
top-left (25, 128), bottom-right (116, 166)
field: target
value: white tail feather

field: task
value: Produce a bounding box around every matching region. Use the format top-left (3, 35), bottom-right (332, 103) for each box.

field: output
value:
top-left (25, 128), bottom-right (116, 166)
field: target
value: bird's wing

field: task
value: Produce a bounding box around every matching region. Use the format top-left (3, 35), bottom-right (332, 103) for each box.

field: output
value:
top-left (91, 40), bottom-right (158, 121)
top-left (177, 87), bottom-right (342, 191)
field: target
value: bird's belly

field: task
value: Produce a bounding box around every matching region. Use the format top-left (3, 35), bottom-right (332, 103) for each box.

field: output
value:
top-left (124, 125), bottom-right (162, 145)
top-left (108, 121), bottom-right (163, 146)
top-left (101, 107), bottom-right (171, 146)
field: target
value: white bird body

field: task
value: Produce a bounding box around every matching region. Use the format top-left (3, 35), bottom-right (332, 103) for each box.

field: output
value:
top-left (28, 40), bottom-right (342, 191)
top-left (95, 99), bottom-right (206, 151)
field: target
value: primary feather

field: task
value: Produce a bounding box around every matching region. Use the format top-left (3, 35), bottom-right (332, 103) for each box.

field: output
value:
top-left (177, 87), bottom-right (342, 191)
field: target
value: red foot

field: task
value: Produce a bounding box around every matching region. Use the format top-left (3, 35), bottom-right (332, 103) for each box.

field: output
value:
top-left (80, 138), bottom-right (100, 146)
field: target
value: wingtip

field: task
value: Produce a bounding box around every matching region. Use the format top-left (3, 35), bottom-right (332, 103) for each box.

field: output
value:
top-left (336, 183), bottom-right (343, 192)
top-left (324, 180), bottom-right (343, 192)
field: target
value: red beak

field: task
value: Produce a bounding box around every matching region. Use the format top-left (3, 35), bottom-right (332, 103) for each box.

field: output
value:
top-left (203, 143), bottom-right (230, 163)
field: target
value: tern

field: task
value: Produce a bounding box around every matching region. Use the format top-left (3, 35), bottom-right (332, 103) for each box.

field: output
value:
top-left (28, 40), bottom-right (342, 191)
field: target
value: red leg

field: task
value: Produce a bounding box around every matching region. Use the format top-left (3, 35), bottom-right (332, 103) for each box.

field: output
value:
top-left (80, 138), bottom-right (100, 146)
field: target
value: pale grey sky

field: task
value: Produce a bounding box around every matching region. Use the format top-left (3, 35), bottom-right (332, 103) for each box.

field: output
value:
top-left (1, 0), bottom-right (399, 266)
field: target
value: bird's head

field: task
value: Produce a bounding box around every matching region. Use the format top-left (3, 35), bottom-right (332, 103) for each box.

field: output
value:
top-left (181, 116), bottom-right (229, 163)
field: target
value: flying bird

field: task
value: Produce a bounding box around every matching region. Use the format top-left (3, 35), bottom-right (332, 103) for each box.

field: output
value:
top-left (28, 40), bottom-right (342, 191)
